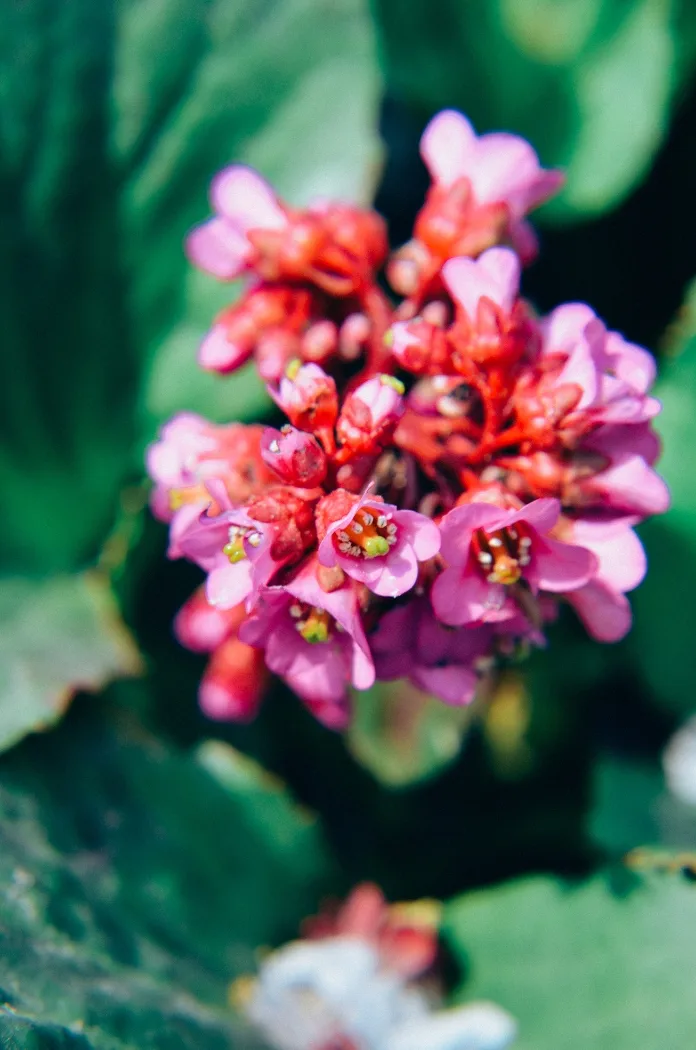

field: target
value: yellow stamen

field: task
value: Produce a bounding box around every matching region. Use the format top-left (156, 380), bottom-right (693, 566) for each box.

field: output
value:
top-left (363, 535), bottom-right (390, 558)
top-left (223, 538), bottom-right (246, 564)
top-left (379, 374), bottom-right (405, 394)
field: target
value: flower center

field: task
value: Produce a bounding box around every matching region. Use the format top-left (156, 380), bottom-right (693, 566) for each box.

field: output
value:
top-left (333, 508), bottom-right (398, 559)
top-left (472, 525), bottom-right (532, 585)
top-left (223, 524), bottom-right (262, 564)
top-left (288, 602), bottom-right (334, 644)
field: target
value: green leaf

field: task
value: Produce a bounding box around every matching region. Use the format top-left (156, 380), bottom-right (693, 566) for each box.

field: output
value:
top-left (372, 0), bottom-right (696, 219)
top-left (117, 0), bottom-right (383, 428)
top-left (0, 573), bottom-right (141, 754)
top-left (626, 279), bottom-right (696, 716)
top-left (444, 872), bottom-right (696, 1049)
top-left (0, 0), bottom-right (382, 572)
top-left (347, 679), bottom-right (477, 786)
top-left (0, 702), bottom-right (332, 1047)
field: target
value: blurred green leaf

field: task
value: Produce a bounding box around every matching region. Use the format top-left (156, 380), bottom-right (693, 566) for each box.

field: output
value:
top-left (347, 680), bottom-right (477, 786)
top-left (0, 702), bottom-right (332, 1046)
top-left (0, 0), bottom-right (381, 740)
top-left (372, 0), bottom-right (696, 219)
top-left (0, 0), bottom-right (381, 572)
top-left (589, 755), bottom-right (664, 854)
top-left (0, 573), bottom-right (141, 754)
top-left (444, 871), bottom-right (696, 1050)
top-left (116, 0), bottom-right (383, 427)
top-left (627, 279), bottom-right (696, 717)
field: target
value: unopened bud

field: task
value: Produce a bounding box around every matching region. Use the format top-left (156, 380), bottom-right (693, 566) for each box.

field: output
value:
top-left (261, 426), bottom-right (327, 487)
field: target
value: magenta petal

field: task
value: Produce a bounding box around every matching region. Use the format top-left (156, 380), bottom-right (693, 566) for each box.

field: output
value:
top-left (395, 510), bottom-right (441, 560)
top-left (419, 109), bottom-right (476, 185)
top-left (442, 248), bottom-right (519, 318)
top-left (535, 538), bottom-right (597, 593)
top-left (594, 456), bottom-right (670, 516)
top-left (413, 664), bottom-right (478, 706)
top-left (210, 166), bottom-right (286, 231)
top-left (206, 559), bottom-right (253, 609)
top-left (439, 503), bottom-right (503, 564)
top-left (198, 324), bottom-right (252, 372)
top-left (432, 568), bottom-right (501, 625)
top-left (167, 501), bottom-right (210, 561)
top-left (358, 544), bottom-right (418, 598)
top-left (571, 522), bottom-right (647, 593)
top-left (503, 497), bottom-right (560, 534)
top-left (567, 582), bottom-right (632, 643)
top-left (185, 218), bottom-right (249, 279)
top-left (317, 534), bottom-right (339, 568)
top-left (555, 338), bottom-right (598, 409)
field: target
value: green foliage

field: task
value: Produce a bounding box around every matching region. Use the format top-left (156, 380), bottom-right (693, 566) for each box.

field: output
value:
top-left (0, 0), bottom-right (381, 744)
top-left (372, 0), bottom-right (696, 219)
top-left (444, 871), bottom-right (696, 1050)
top-left (627, 280), bottom-right (696, 717)
top-left (0, 573), bottom-right (141, 755)
top-left (0, 700), bottom-right (332, 1048)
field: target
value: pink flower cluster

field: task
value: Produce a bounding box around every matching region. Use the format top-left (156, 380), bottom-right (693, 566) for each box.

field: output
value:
top-left (147, 109), bottom-right (668, 729)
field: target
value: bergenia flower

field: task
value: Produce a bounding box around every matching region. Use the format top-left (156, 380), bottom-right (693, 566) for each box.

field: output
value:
top-left (152, 108), bottom-right (669, 730)
top-left (239, 559), bottom-right (375, 727)
top-left (271, 361), bottom-right (339, 434)
top-left (177, 480), bottom-right (278, 610)
top-left (432, 498), bottom-right (596, 626)
top-left (371, 599), bottom-right (493, 706)
top-left (318, 489), bottom-right (440, 598)
top-left (337, 374), bottom-right (406, 452)
top-left (261, 425), bottom-right (327, 488)
top-left (245, 934), bottom-right (516, 1050)
top-left (420, 109), bottom-right (564, 259)
top-left (186, 165), bottom-right (286, 280)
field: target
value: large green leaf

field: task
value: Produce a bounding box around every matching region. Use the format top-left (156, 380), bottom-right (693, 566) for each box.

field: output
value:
top-left (0, 701), bottom-right (332, 1047)
top-left (444, 872), bottom-right (696, 1049)
top-left (372, 0), bottom-right (696, 219)
top-left (0, 0), bottom-right (381, 742)
top-left (0, 0), bottom-right (381, 569)
top-left (626, 279), bottom-right (696, 716)
top-left (116, 0), bottom-right (383, 427)
top-left (0, 573), bottom-right (141, 754)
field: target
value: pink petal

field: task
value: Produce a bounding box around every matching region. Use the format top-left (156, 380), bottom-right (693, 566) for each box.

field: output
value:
top-left (432, 567), bottom-right (508, 625)
top-left (210, 166), bottom-right (286, 231)
top-left (567, 582), bottom-right (632, 642)
top-left (504, 497), bottom-right (560, 534)
top-left (542, 303), bottom-right (597, 356)
top-left (357, 543), bottom-right (419, 598)
top-left (469, 134), bottom-right (548, 212)
top-left (606, 332), bottom-right (656, 393)
top-left (439, 502), bottom-right (506, 564)
top-left (395, 510), bottom-right (441, 560)
top-left (412, 664), bottom-right (478, 706)
top-left (534, 538), bottom-right (597, 593)
top-left (198, 323), bottom-right (253, 373)
top-left (594, 456), bottom-right (670, 515)
top-left (206, 559), bottom-right (253, 609)
top-left (555, 338), bottom-right (598, 410)
top-left (571, 522), bottom-right (646, 593)
top-left (170, 503), bottom-right (224, 566)
top-left (508, 218), bottom-right (539, 263)
top-left (442, 248), bottom-right (520, 318)
top-left (185, 217), bottom-right (249, 279)
top-left (419, 110), bottom-right (477, 186)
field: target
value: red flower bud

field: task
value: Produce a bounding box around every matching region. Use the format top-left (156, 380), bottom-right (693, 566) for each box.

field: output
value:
top-left (261, 426), bottom-right (327, 487)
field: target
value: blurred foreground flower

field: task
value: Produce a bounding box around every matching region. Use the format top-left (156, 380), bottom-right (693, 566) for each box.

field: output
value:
top-left (237, 883), bottom-right (516, 1050)
top-left (147, 108), bottom-right (668, 728)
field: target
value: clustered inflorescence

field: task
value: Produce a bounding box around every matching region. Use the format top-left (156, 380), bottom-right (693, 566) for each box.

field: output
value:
top-left (147, 109), bottom-right (669, 729)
